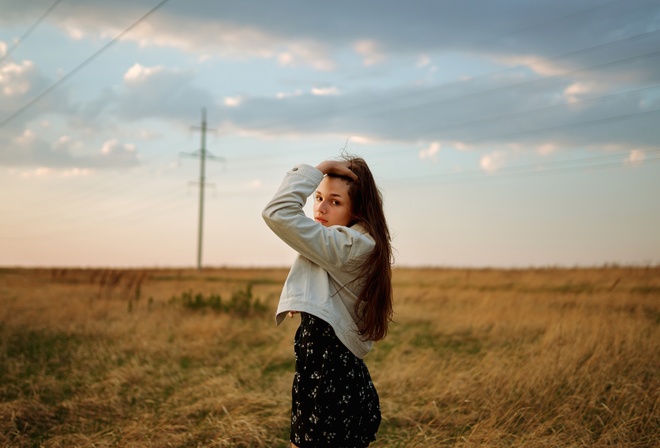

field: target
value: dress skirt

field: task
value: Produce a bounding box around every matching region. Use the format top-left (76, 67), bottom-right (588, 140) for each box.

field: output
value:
top-left (290, 313), bottom-right (381, 448)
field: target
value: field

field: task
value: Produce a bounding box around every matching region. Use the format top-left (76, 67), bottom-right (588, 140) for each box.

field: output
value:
top-left (0, 266), bottom-right (658, 447)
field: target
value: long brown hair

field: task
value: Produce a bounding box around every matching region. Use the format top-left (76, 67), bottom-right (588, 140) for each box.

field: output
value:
top-left (329, 155), bottom-right (393, 341)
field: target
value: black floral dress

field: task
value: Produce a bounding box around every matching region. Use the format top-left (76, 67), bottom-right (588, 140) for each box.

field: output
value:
top-left (291, 313), bottom-right (381, 448)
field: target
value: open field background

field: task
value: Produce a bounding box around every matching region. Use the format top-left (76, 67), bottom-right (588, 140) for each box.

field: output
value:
top-left (0, 266), bottom-right (658, 447)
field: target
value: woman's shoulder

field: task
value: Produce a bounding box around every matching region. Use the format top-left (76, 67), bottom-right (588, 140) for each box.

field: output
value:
top-left (341, 223), bottom-right (376, 253)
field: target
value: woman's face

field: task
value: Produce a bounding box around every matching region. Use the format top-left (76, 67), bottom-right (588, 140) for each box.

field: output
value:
top-left (314, 176), bottom-right (353, 227)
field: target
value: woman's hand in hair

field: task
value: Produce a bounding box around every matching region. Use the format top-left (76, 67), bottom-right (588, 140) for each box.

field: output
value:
top-left (316, 160), bottom-right (358, 182)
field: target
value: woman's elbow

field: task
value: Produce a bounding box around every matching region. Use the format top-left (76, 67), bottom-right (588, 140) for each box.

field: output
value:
top-left (262, 207), bottom-right (274, 223)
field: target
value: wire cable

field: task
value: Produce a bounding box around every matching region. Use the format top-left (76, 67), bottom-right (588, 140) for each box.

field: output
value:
top-left (251, 24), bottom-right (660, 135)
top-left (0, 0), bottom-right (63, 64)
top-left (0, 0), bottom-right (171, 130)
top-left (386, 147), bottom-right (660, 186)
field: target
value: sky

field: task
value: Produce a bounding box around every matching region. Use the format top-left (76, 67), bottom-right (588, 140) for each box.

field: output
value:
top-left (1, 0), bottom-right (659, 268)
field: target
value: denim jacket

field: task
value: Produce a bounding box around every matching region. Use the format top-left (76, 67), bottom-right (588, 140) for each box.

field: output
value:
top-left (262, 164), bottom-right (376, 358)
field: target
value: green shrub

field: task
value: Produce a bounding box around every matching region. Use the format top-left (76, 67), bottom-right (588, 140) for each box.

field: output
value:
top-left (170, 284), bottom-right (267, 315)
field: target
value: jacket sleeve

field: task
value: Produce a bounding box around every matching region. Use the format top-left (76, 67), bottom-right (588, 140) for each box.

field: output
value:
top-left (262, 164), bottom-right (374, 271)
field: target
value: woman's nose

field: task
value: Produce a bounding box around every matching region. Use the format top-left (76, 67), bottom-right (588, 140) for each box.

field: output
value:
top-left (318, 202), bottom-right (327, 213)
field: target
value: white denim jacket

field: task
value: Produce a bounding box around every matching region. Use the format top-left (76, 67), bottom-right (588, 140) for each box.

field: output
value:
top-left (262, 164), bottom-right (376, 358)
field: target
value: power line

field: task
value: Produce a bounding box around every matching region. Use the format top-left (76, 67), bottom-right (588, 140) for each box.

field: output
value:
top-left (217, 82), bottom-right (660, 173)
top-left (5, 149), bottom-right (658, 241)
top-left (236, 44), bottom-right (660, 163)
top-left (386, 147), bottom-right (660, 186)
top-left (0, 0), bottom-right (63, 64)
top-left (252, 25), bottom-right (660, 135)
top-left (412, 84), bottom-right (660, 140)
top-left (456, 108), bottom-right (660, 147)
top-left (365, 47), bottom-right (660, 131)
top-left (3, 1), bottom-right (658, 236)
top-left (0, 0), bottom-right (171, 130)
top-left (1, 136), bottom-right (192, 217)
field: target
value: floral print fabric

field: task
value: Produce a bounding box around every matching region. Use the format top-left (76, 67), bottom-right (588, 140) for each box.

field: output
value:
top-left (291, 313), bottom-right (381, 447)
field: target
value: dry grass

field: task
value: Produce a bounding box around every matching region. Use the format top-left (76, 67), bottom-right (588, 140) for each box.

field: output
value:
top-left (0, 266), bottom-right (658, 447)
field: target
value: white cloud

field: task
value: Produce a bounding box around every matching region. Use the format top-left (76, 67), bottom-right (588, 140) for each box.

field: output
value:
top-left (138, 129), bottom-right (161, 140)
top-left (117, 64), bottom-right (210, 121)
top-left (311, 86), bottom-right (339, 96)
top-left (100, 139), bottom-right (137, 161)
top-left (282, 42), bottom-right (335, 71)
top-left (624, 149), bottom-right (646, 166)
top-left (101, 139), bottom-right (116, 154)
top-left (419, 141), bottom-right (440, 161)
top-left (354, 39), bottom-right (385, 66)
top-left (14, 128), bottom-right (36, 145)
top-left (480, 150), bottom-right (507, 173)
top-left (61, 167), bottom-right (92, 177)
top-left (101, 138), bottom-right (134, 154)
top-left (0, 41), bottom-right (6, 57)
top-left (278, 52), bottom-right (294, 66)
top-left (496, 54), bottom-right (566, 77)
top-left (20, 167), bottom-right (52, 178)
top-left (346, 135), bottom-right (375, 145)
top-left (564, 82), bottom-right (594, 104)
top-left (417, 55), bottom-right (431, 68)
top-left (536, 143), bottom-right (557, 156)
top-left (98, 15), bottom-right (337, 70)
top-left (224, 95), bottom-right (243, 107)
top-left (0, 60), bottom-right (34, 96)
top-left (15, 166), bottom-right (92, 178)
top-left (65, 26), bottom-right (85, 40)
top-left (276, 89), bottom-right (303, 99)
top-left (123, 63), bottom-right (164, 83)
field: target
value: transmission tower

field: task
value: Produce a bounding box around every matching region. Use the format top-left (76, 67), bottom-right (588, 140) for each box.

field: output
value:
top-left (181, 108), bottom-right (223, 270)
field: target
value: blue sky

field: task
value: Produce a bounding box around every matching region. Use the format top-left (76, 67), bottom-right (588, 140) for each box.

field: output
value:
top-left (1, 0), bottom-right (659, 268)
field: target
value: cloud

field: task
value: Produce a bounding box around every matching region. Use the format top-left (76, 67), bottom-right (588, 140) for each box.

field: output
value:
top-left (419, 142), bottom-right (440, 161)
top-left (73, 2), bottom-right (660, 82)
top-left (417, 55), bottom-right (431, 68)
top-left (276, 90), bottom-right (303, 99)
top-left (0, 58), bottom-right (73, 134)
top-left (123, 63), bottom-right (164, 83)
top-left (2, 0), bottom-right (659, 165)
top-left (4, 0), bottom-right (659, 77)
top-left (116, 63), bottom-right (211, 121)
top-left (11, 166), bottom-right (93, 178)
top-left (624, 149), bottom-right (646, 166)
top-left (0, 61), bottom-right (34, 96)
top-left (564, 82), bottom-right (595, 104)
top-left (216, 70), bottom-right (660, 153)
top-left (311, 86), bottom-right (339, 96)
top-left (536, 143), bottom-right (557, 156)
top-left (101, 138), bottom-right (134, 154)
top-left (0, 125), bottom-right (140, 169)
top-left (354, 40), bottom-right (385, 66)
top-left (480, 150), bottom-right (507, 173)
top-left (224, 96), bottom-right (243, 107)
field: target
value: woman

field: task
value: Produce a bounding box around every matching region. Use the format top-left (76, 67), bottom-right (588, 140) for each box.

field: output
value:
top-left (262, 156), bottom-right (393, 447)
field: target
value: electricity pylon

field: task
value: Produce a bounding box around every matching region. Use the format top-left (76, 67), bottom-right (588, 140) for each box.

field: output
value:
top-left (181, 108), bottom-right (223, 270)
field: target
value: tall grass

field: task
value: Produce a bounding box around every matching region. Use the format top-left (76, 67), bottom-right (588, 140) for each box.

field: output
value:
top-left (0, 266), bottom-right (657, 447)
